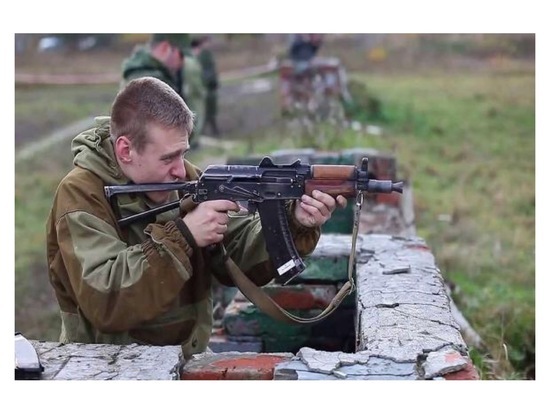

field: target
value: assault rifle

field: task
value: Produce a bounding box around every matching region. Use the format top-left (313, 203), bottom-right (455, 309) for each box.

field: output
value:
top-left (104, 156), bottom-right (403, 286)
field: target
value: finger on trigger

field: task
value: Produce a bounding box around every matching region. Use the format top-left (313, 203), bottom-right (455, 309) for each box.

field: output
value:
top-left (213, 200), bottom-right (240, 213)
top-left (337, 195), bottom-right (347, 208)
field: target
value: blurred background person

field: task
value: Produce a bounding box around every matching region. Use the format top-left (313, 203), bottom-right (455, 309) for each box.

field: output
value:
top-left (196, 35), bottom-right (220, 137)
top-left (184, 38), bottom-right (207, 148)
top-left (120, 33), bottom-right (188, 97)
top-left (121, 33), bottom-right (205, 147)
top-left (288, 33), bottom-right (323, 75)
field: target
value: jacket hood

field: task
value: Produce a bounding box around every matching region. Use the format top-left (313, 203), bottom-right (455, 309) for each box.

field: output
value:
top-left (71, 116), bottom-right (128, 185)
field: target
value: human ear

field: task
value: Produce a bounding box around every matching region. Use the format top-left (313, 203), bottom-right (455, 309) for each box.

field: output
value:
top-left (115, 136), bottom-right (133, 163)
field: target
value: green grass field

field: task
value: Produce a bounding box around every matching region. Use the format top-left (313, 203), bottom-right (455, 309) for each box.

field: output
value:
top-left (14, 35), bottom-right (535, 379)
top-left (357, 73), bottom-right (535, 379)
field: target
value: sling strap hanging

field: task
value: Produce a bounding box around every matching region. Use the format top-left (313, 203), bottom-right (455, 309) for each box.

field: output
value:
top-left (220, 192), bottom-right (364, 325)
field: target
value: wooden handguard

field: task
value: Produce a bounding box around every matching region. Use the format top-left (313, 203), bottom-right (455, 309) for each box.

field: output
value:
top-left (305, 165), bottom-right (358, 198)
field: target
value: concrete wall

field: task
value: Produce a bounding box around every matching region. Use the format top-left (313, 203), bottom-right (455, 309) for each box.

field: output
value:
top-left (26, 234), bottom-right (478, 380)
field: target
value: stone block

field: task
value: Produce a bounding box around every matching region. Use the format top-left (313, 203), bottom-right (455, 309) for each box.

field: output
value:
top-left (421, 347), bottom-right (479, 380)
top-left (274, 351), bottom-right (417, 380)
top-left (30, 341), bottom-right (182, 380)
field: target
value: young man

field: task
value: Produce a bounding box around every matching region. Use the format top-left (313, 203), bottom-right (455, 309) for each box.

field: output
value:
top-left (46, 77), bottom-right (346, 357)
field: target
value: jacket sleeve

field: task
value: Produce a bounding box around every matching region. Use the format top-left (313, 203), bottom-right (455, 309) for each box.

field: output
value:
top-left (54, 193), bottom-right (196, 334)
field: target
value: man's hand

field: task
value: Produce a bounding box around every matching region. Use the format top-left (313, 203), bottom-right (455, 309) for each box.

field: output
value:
top-left (182, 200), bottom-right (240, 247)
top-left (294, 190), bottom-right (347, 228)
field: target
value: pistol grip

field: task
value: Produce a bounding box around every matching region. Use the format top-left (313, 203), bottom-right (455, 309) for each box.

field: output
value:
top-left (258, 201), bottom-right (305, 284)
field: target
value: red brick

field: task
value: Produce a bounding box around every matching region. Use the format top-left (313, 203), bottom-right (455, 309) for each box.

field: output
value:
top-left (443, 360), bottom-right (480, 380)
top-left (406, 244), bottom-right (431, 252)
top-left (370, 156), bottom-right (397, 181)
top-left (181, 353), bottom-right (293, 380)
top-left (375, 192), bottom-right (401, 207)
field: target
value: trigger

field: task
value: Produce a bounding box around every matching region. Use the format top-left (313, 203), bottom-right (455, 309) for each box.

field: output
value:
top-left (228, 201), bottom-right (254, 218)
top-left (246, 202), bottom-right (257, 215)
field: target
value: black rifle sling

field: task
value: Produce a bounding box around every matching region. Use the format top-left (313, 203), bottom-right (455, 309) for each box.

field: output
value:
top-left (218, 192), bottom-right (363, 325)
top-left (223, 251), bottom-right (353, 325)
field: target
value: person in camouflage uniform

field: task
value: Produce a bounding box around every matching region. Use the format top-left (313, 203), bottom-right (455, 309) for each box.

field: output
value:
top-left (121, 33), bottom-right (188, 96)
top-left (195, 36), bottom-right (220, 136)
top-left (45, 77), bottom-right (346, 358)
top-left (184, 40), bottom-right (207, 147)
top-left (121, 34), bottom-right (206, 147)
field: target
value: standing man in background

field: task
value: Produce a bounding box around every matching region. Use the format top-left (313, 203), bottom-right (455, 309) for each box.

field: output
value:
top-left (185, 38), bottom-right (207, 148)
top-left (121, 33), bottom-right (205, 147)
top-left (196, 35), bottom-right (220, 137)
top-left (288, 34), bottom-right (323, 75)
top-left (120, 33), bottom-right (188, 97)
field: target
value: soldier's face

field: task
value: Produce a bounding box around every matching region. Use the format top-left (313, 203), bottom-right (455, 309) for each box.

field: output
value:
top-left (124, 123), bottom-right (189, 204)
top-left (166, 45), bottom-right (183, 72)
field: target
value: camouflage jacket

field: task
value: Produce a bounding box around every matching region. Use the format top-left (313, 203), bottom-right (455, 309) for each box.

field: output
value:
top-left (46, 117), bottom-right (320, 357)
top-left (120, 45), bottom-right (182, 98)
